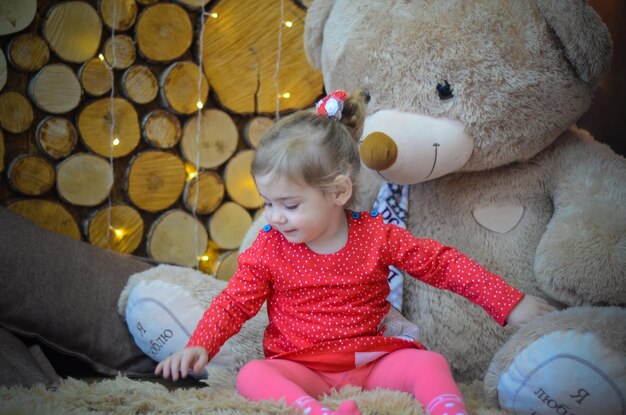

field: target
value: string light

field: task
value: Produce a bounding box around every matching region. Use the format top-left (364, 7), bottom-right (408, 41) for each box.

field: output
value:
top-left (112, 137), bottom-right (120, 146)
top-left (105, 0), bottom-right (118, 246)
top-left (280, 92), bottom-right (290, 99)
top-left (273, 0), bottom-right (285, 120)
top-left (191, 3), bottom-right (209, 269)
top-left (284, 21), bottom-right (293, 28)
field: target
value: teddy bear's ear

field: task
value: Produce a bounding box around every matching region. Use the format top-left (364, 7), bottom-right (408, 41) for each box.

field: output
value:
top-left (537, 0), bottom-right (612, 84)
top-left (304, 0), bottom-right (336, 69)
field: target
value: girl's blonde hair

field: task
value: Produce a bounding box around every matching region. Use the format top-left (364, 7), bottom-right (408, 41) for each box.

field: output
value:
top-left (252, 92), bottom-right (366, 205)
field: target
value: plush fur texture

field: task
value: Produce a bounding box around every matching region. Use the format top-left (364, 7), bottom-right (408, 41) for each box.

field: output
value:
top-left (0, 376), bottom-right (505, 415)
top-left (303, 0), bottom-right (626, 388)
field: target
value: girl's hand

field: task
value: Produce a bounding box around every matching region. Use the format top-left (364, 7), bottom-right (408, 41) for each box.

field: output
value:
top-left (506, 295), bottom-right (556, 328)
top-left (155, 346), bottom-right (209, 381)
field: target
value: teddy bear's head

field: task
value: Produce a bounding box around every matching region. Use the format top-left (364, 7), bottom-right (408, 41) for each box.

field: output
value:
top-left (305, 0), bottom-right (612, 184)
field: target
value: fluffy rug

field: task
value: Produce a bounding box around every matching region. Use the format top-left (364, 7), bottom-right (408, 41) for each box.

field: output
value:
top-left (0, 372), bottom-right (508, 415)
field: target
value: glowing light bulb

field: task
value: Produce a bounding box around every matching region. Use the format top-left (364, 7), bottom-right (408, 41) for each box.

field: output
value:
top-left (109, 226), bottom-right (125, 239)
top-left (196, 101), bottom-right (204, 109)
top-left (185, 163), bottom-right (198, 181)
top-left (281, 92), bottom-right (291, 99)
top-left (98, 53), bottom-right (105, 61)
top-left (284, 21), bottom-right (293, 28)
top-left (210, 12), bottom-right (218, 18)
top-left (112, 137), bottom-right (120, 146)
top-left (197, 244), bottom-right (220, 274)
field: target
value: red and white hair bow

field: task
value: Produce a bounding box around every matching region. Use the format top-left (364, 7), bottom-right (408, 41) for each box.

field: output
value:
top-left (316, 90), bottom-right (348, 120)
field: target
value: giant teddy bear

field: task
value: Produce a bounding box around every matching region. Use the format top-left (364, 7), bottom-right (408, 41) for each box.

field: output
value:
top-left (301, 0), bottom-right (626, 412)
top-left (121, 1), bottom-right (626, 414)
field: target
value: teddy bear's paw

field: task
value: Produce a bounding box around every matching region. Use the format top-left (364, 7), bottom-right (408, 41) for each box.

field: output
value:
top-left (126, 278), bottom-right (207, 362)
top-left (497, 330), bottom-right (625, 415)
top-left (124, 272), bottom-right (236, 377)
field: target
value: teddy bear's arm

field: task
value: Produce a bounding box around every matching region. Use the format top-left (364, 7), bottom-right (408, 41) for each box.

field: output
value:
top-left (534, 130), bottom-right (626, 306)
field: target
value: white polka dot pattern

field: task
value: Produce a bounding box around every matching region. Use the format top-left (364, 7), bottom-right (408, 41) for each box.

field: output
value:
top-left (187, 211), bottom-right (524, 370)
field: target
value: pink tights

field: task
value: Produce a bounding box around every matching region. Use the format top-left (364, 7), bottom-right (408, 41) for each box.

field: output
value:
top-left (236, 349), bottom-right (468, 415)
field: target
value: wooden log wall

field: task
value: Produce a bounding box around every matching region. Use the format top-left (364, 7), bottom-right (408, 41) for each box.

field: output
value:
top-left (0, 0), bottom-right (623, 280)
top-left (0, 0), bottom-right (323, 280)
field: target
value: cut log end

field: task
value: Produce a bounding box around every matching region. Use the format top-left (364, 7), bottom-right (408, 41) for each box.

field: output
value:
top-left (0, 0), bottom-right (37, 36)
top-left (28, 63), bottom-right (82, 114)
top-left (136, 3), bottom-right (192, 62)
top-left (8, 154), bottom-right (55, 196)
top-left (99, 0), bottom-right (138, 31)
top-left (77, 97), bottom-right (140, 158)
top-left (103, 34), bottom-right (136, 70)
top-left (7, 33), bottom-right (50, 72)
top-left (36, 116), bottom-right (78, 160)
top-left (243, 116), bottom-right (274, 149)
top-left (180, 109), bottom-right (238, 168)
top-left (142, 109), bottom-right (181, 148)
top-left (86, 204), bottom-right (144, 254)
top-left (126, 151), bottom-right (186, 212)
top-left (224, 150), bottom-right (263, 209)
top-left (183, 170), bottom-right (225, 215)
top-left (209, 202), bottom-right (252, 250)
top-left (6, 199), bottom-right (81, 240)
top-left (43, 2), bottom-right (102, 63)
top-left (147, 209), bottom-right (208, 267)
top-left (0, 91), bottom-right (34, 133)
top-left (56, 153), bottom-right (113, 207)
top-left (122, 65), bottom-right (158, 104)
top-left (79, 57), bottom-right (112, 97)
top-left (160, 61), bottom-right (209, 115)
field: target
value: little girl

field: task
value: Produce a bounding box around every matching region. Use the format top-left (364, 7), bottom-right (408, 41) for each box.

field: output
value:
top-left (156, 91), bottom-right (555, 415)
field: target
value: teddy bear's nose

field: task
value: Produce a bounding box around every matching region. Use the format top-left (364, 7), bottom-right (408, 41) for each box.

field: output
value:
top-left (359, 132), bottom-right (398, 170)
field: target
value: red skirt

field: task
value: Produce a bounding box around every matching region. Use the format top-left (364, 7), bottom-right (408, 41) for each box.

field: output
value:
top-left (268, 336), bottom-right (426, 372)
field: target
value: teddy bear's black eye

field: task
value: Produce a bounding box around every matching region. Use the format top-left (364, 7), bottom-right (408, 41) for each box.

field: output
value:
top-left (436, 80), bottom-right (454, 100)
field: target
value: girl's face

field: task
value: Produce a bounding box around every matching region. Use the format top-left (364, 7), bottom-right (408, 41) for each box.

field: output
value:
top-left (255, 173), bottom-right (344, 247)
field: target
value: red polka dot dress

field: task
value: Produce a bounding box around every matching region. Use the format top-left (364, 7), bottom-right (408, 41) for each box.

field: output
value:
top-left (187, 211), bottom-right (524, 372)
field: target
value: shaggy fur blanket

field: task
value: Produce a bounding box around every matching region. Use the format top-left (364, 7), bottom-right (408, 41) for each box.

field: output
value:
top-left (0, 373), bottom-right (508, 415)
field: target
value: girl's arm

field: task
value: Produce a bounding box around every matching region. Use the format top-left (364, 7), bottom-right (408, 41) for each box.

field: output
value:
top-left (386, 224), bottom-right (525, 326)
top-left (156, 249), bottom-right (271, 381)
top-left (186, 254), bottom-right (271, 359)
